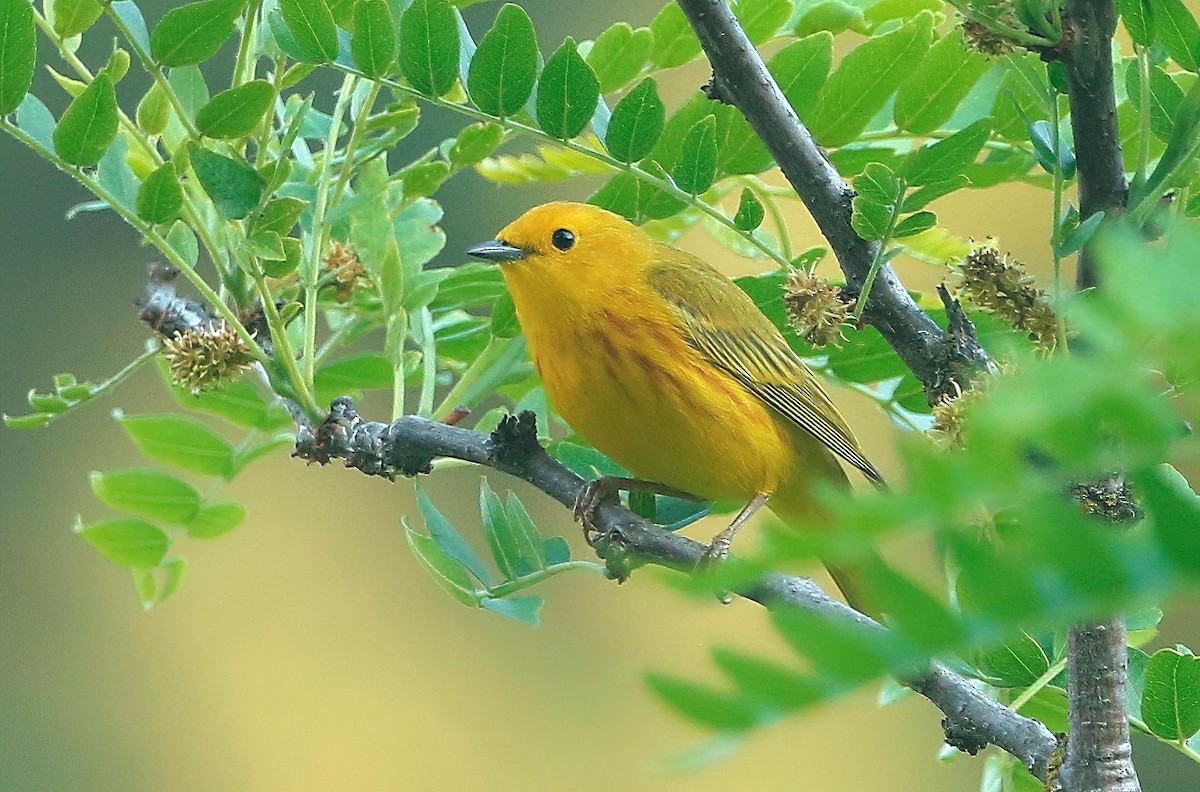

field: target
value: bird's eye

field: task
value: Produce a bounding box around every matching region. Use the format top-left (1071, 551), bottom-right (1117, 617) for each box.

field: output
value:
top-left (551, 228), bottom-right (575, 251)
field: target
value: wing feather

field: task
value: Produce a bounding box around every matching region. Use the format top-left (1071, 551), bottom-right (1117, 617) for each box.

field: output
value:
top-left (645, 250), bottom-right (884, 485)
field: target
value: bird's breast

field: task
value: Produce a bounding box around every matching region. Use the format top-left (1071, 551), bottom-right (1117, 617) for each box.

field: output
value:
top-left (525, 302), bottom-right (793, 502)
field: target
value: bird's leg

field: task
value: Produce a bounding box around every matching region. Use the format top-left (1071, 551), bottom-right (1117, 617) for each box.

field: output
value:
top-left (697, 492), bottom-right (771, 604)
top-left (574, 476), bottom-right (701, 539)
top-left (700, 491), bottom-right (770, 563)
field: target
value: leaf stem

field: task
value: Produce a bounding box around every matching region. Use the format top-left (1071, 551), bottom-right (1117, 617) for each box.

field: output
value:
top-left (851, 194), bottom-right (904, 321)
top-left (430, 336), bottom-right (526, 420)
top-left (1010, 657), bottom-right (1068, 712)
top-left (1, 119), bottom-right (262, 358)
top-left (327, 63), bottom-right (791, 269)
top-left (232, 0), bottom-right (263, 87)
top-left (1132, 45), bottom-right (1151, 194)
top-left (486, 561), bottom-right (608, 598)
top-left (330, 81), bottom-right (383, 206)
top-left (417, 307), bottom-right (437, 418)
top-left (102, 5), bottom-right (201, 140)
top-left (302, 73), bottom-right (357, 389)
top-left (49, 5), bottom-right (230, 280)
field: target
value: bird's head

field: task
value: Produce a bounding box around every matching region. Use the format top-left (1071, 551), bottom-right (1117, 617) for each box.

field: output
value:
top-left (466, 202), bottom-right (654, 300)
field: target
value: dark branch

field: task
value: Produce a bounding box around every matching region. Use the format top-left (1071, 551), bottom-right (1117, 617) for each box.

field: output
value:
top-left (1061, 0), bottom-right (1127, 290)
top-left (1057, 0), bottom-right (1139, 786)
top-left (294, 400), bottom-right (1057, 779)
top-left (1058, 620), bottom-right (1141, 792)
top-left (676, 0), bottom-right (991, 402)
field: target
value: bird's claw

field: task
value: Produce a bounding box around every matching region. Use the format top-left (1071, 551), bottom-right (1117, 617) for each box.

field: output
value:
top-left (574, 477), bottom-right (617, 543)
top-left (696, 538), bottom-right (734, 605)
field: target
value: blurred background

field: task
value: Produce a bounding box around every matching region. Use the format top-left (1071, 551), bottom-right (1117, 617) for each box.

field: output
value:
top-left (3, 1), bottom-right (1198, 789)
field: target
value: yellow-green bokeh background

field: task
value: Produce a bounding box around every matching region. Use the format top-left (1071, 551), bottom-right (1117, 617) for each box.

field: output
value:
top-left (3, 2), bottom-right (1199, 789)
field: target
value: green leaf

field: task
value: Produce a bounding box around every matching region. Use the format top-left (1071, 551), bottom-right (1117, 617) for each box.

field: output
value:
top-left (49, 0), bottom-right (104, 38)
top-left (135, 82), bottom-right (170, 136)
top-left (480, 478), bottom-right (543, 580)
top-left (850, 163), bottom-right (900, 241)
top-left (0, 0), bottom-right (36, 116)
top-left (543, 535), bottom-right (571, 565)
top-left (468, 3), bottom-right (538, 117)
top-left (3, 412), bottom-right (52, 429)
top-left (135, 161), bottom-right (182, 224)
top-left (536, 37), bottom-right (600, 139)
top-left (975, 632), bottom-right (1051, 687)
top-left (314, 353), bottom-right (393, 403)
top-left (649, 1), bottom-right (700, 69)
top-left (1142, 647), bottom-right (1200, 740)
top-left (251, 196), bottom-right (307, 236)
top-left (605, 78), bottom-right (665, 163)
top-left (711, 646), bottom-right (821, 710)
top-left (350, 0), bottom-right (396, 77)
top-left (1027, 119), bottom-right (1076, 178)
top-left (893, 210), bottom-right (937, 238)
top-left (415, 483), bottom-right (491, 585)
top-left (279, 0), bottom-right (339, 63)
top-left (810, 11), bottom-right (933, 146)
top-left (1119, 0), bottom-right (1154, 45)
top-left (734, 0), bottom-right (792, 43)
top-left (1057, 210), bottom-right (1105, 257)
top-left (399, 0), bottom-right (460, 97)
top-left (53, 72), bottom-right (119, 167)
top-left (398, 159), bottom-right (449, 199)
top-left (902, 118), bottom-right (991, 185)
top-left (645, 673), bottom-right (759, 732)
top-left (1021, 686), bottom-right (1069, 733)
top-left (116, 412), bottom-right (236, 477)
top-left (900, 175), bottom-right (970, 211)
top-left (1149, 0), bottom-right (1199, 72)
top-left (673, 114), bottom-right (718, 195)
top-left (481, 595), bottom-right (543, 626)
top-left (770, 32), bottom-right (833, 118)
top-left (188, 144), bottom-right (265, 219)
top-left (894, 29), bottom-right (991, 134)
top-left (733, 188), bottom-right (765, 231)
top-left (196, 80), bottom-right (274, 139)
top-left (772, 607), bottom-right (900, 684)
top-left (90, 469), bottom-right (201, 524)
top-left (159, 556), bottom-right (186, 602)
top-left (75, 516), bottom-right (169, 568)
top-left (404, 519), bottom-right (482, 607)
top-left (150, 0), bottom-right (244, 68)
top-left (187, 501), bottom-right (245, 539)
top-left (586, 22), bottom-right (653, 94)
top-left (449, 121), bottom-right (504, 169)
top-left (1126, 61), bottom-right (1186, 141)
top-left (167, 371), bottom-right (291, 430)
top-left (792, 0), bottom-right (866, 37)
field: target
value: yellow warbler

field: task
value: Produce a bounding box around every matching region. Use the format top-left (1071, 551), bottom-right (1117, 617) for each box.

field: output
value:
top-left (468, 202), bottom-right (882, 602)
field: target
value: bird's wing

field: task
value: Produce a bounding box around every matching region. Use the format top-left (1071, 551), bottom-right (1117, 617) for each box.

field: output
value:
top-left (645, 248), bottom-right (884, 485)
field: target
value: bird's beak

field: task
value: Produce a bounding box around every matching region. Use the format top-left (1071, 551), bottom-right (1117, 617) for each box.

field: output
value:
top-left (466, 239), bottom-right (529, 263)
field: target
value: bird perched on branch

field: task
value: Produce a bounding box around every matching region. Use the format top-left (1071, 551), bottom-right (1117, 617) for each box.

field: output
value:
top-left (468, 202), bottom-right (883, 608)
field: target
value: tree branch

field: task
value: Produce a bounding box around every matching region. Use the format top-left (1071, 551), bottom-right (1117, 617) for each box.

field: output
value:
top-left (674, 0), bottom-right (991, 402)
top-left (1060, 0), bottom-right (1127, 290)
top-left (1058, 620), bottom-right (1140, 792)
top-left (292, 399), bottom-right (1057, 779)
top-left (1056, 0), bottom-right (1140, 786)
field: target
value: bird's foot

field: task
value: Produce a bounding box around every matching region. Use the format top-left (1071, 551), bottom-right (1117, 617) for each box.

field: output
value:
top-left (696, 536), bottom-right (734, 605)
top-left (574, 476), bottom-right (622, 543)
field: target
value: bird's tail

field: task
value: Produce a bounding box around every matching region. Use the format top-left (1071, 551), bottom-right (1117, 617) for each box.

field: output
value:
top-left (822, 552), bottom-right (887, 621)
top-left (767, 477), bottom-right (886, 621)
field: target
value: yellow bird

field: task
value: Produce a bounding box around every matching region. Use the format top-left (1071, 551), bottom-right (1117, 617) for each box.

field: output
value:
top-left (468, 202), bottom-right (883, 604)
